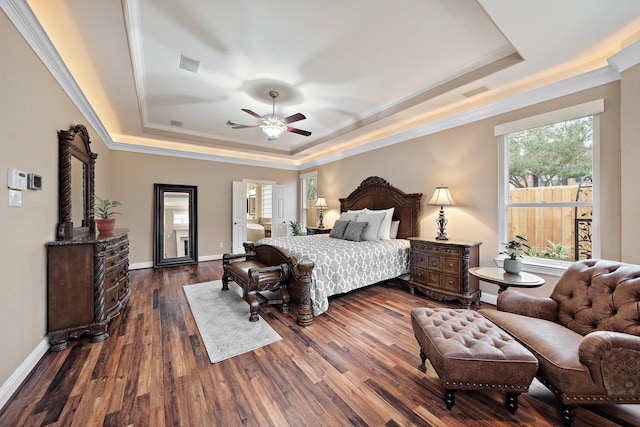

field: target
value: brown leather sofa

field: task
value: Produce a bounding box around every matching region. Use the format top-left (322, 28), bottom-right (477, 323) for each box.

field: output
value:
top-left (479, 259), bottom-right (640, 426)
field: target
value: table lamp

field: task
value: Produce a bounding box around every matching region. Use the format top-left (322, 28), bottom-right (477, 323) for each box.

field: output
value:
top-left (428, 186), bottom-right (456, 240)
top-left (314, 197), bottom-right (328, 228)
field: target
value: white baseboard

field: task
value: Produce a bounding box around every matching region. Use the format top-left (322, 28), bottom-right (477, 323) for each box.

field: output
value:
top-left (199, 254), bottom-right (223, 262)
top-left (480, 292), bottom-right (498, 306)
top-left (130, 261), bottom-right (153, 270)
top-left (0, 337), bottom-right (49, 412)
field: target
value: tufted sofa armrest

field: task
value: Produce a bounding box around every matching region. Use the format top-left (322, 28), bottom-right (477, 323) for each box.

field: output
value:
top-left (578, 331), bottom-right (640, 396)
top-left (497, 290), bottom-right (558, 322)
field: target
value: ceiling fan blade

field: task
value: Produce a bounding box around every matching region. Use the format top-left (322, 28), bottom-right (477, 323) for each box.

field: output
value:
top-left (242, 109), bottom-right (263, 120)
top-left (287, 127), bottom-right (312, 137)
top-left (282, 112), bottom-right (306, 124)
top-left (226, 120), bottom-right (259, 129)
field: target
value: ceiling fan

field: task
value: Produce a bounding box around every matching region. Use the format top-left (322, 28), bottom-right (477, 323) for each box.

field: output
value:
top-left (227, 90), bottom-right (311, 141)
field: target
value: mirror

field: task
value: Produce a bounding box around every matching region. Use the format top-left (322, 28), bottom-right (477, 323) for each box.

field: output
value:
top-left (154, 184), bottom-right (198, 267)
top-left (57, 124), bottom-right (96, 239)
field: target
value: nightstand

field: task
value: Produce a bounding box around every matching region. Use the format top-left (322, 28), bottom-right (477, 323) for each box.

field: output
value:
top-left (408, 237), bottom-right (482, 308)
top-left (306, 227), bottom-right (331, 235)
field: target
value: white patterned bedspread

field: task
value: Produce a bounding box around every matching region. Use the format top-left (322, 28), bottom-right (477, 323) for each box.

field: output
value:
top-left (257, 235), bottom-right (410, 316)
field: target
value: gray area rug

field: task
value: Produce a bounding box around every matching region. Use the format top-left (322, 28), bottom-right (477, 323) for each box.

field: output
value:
top-left (183, 281), bottom-right (282, 363)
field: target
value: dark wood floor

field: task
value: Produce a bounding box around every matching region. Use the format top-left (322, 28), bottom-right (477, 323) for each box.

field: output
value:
top-left (1, 261), bottom-right (639, 426)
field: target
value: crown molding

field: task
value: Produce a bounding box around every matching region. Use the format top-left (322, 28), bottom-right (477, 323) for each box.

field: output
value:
top-left (1, 0), bottom-right (114, 147)
top-left (109, 140), bottom-right (299, 171)
top-left (608, 39), bottom-right (640, 73)
top-left (298, 65), bottom-right (620, 169)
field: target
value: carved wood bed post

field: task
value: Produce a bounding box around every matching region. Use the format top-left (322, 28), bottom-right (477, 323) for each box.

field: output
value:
top-left (291, 261), bottom-right (314, 326)
top-left (238, 241), bottom-right (315, 326)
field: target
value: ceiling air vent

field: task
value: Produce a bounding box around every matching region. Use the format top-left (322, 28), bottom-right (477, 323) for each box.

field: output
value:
top-left (179, 55), bottom-right (200, 73)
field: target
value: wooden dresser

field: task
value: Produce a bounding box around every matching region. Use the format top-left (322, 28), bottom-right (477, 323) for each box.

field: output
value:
top-left (408, 237), bottom-right (481, 308)
top-left (47, 229), bottom-right (130, 351)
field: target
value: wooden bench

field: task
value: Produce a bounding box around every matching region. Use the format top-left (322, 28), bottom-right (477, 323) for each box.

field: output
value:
top-left (222, 243), bottom-right (291, 322)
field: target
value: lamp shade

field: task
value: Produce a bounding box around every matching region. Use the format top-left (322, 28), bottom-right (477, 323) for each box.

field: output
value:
top-left (428, 186), bottom-right (456, 207)
top-left (314, 197), bottom-right (328, 208)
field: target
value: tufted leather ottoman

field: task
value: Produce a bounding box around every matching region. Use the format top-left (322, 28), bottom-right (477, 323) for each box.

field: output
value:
top-left (411, 307), bottom-right (538, 414)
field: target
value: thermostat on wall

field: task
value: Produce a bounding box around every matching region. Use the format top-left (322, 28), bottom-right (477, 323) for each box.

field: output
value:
top-left (7, 168), bottom-right (27, 190)
top-left (28, 173), bottom-right (42, 190)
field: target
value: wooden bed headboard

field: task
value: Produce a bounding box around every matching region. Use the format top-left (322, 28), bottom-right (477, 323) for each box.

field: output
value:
top-left (339, 176), bottom-right (422, 239)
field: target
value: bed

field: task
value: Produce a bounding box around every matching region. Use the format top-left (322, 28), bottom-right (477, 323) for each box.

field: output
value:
top-left (257, 176), bottom-right (422, 316)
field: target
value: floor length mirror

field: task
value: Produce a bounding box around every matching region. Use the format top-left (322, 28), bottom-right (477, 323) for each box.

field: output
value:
top-left (154, 184), bottom-right (198, 267)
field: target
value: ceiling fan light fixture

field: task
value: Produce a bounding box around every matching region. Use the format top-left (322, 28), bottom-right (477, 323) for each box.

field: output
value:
top-left (261, 113), bottom-right (287, 140)
top-left (262, 123), bottom-right (286, 140)
top-left (229, 90), bottom-right (310, 141)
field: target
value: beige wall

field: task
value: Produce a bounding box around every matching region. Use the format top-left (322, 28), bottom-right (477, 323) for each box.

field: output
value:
top-left (107, 151), bottom-right (297, 265)
top-left (0, 10), bottom-right (112, 387)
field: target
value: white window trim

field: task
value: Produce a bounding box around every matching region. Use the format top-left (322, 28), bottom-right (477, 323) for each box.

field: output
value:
top-left (495, 100), bottom-right (603, 276)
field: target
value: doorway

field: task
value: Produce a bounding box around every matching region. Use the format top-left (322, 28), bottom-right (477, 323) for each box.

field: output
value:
top-left (232, 180), bottom-right (287, 253)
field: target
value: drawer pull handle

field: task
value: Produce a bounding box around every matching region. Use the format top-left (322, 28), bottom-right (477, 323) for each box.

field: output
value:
top-left (448, 280), bottom-right (454, 285)
top-left (448, 263), bottom-right (454, 268)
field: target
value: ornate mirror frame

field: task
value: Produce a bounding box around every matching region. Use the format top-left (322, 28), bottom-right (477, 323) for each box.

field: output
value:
top-left (153, 183), bottom-right (198, 267)
top-left (57, 124), bottom-right (96, 239)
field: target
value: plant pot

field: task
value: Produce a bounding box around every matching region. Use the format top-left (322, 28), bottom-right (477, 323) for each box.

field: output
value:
top-left (503, 258), bottom-right (522, 274)
top-left (96, 218), bottom-right (116, 234)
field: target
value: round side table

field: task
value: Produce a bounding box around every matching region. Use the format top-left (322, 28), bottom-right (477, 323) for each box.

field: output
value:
top-left (469, 267), bottom-right (545, 293)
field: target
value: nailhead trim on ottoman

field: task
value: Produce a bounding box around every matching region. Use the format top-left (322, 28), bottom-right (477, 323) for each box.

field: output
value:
top-left (411, 307), bottom-right (538, 414)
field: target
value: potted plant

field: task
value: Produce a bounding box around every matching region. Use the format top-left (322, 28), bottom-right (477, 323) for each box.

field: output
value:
top-left (499, 235), bottom-right (529, 274)
top-left (288, 220), bottom-right (303, 236)
top-left (94, 196), bottom-right (122, 234)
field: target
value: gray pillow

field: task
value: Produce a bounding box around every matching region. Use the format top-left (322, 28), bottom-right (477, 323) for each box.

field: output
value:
top-left (329, 220), bottom-right (350, 239)
top-left (343, 221), bottom-right (367, 242)
top-left (355, 213), bottom-right (386, 241)
top-left (338, 212), bottom-right (359, 222)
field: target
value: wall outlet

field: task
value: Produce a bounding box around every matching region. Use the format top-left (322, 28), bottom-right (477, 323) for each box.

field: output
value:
top-left (219, 242), bottom-right (223, 248)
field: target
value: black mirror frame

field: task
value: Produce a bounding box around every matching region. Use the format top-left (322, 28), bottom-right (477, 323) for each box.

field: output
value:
top-left (153, 183), bottom-right (198, 267)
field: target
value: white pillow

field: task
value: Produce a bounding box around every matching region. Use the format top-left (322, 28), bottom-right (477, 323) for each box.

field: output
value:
top-left (347, 209), bottom-right (366, 214)
top-left (389, 220), bottom-right (400, 239)
top-left (365, 207), bottom-right (394, 240)
top-left (355, 213), bottom-right (386, 241)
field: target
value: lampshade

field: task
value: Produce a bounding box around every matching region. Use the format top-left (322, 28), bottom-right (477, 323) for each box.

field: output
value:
top-left (428, 186), bottom-right (456, 207)
top-left (314, 197), bottom-right (328, 208)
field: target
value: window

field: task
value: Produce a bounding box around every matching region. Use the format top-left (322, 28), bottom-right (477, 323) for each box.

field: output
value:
top-left (497, 100), bottom-right (603, 271)
top-left (300, 171), bottom-right (317, 228)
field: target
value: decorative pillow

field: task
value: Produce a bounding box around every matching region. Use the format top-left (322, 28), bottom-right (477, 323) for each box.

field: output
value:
top-left (343, 221), bottom-right (367, 242)
top-left (389, 220), bottom-right (400, 239)
top-left (365, 207), bottom-right (395, 239)
top-left (329, 220), bottom-right (350, 239)
top-left (355, 213), bottom-right (386, 241)
top-left (339, 212), bottom-right (359, 222)
top-left (347, 209), bottom-right (366, 214)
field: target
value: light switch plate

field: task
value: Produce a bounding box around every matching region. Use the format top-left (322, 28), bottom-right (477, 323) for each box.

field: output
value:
top-left (8, 189), bottom-right (21, 207)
